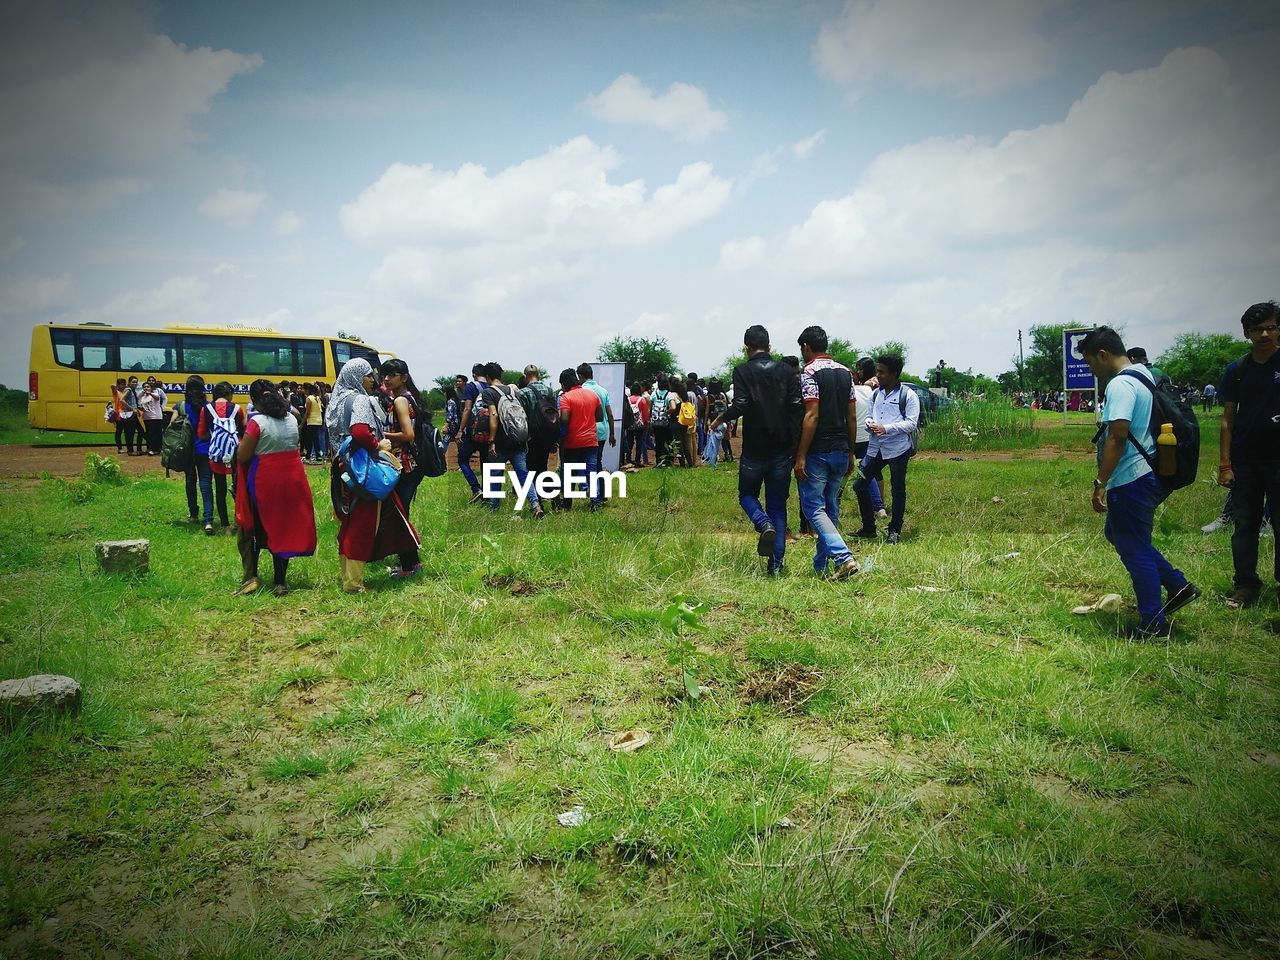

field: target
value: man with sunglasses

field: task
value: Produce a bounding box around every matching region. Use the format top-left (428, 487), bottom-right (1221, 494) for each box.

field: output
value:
top-left (1219, 301), bottom-right (1280, 609)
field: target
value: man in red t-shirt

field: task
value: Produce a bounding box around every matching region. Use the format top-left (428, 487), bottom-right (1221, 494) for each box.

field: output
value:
top-left (557, 368), bottom-right (605, 510)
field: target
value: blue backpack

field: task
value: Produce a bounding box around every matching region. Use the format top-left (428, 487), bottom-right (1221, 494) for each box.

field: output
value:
top-left (336, 436), bottom-right (401, 502)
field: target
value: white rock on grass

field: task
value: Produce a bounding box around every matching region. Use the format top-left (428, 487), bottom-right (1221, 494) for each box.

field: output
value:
top-left (0, 674), bottom-right (82, 724)
top-left (95, 539), bottom-right (149, 575)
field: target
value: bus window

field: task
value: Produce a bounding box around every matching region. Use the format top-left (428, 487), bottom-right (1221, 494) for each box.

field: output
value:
top-left (296, 339), bottom-right (325, 376)
top-left (52, 329), bottom-right (76, 367)
top-left (332, 340), bottom-right (379, 372)
top-left (119, 332), bottom-right (177, 372)
top-left (242, 338), bottom-right (294, 375)
top-left (181, 335), bottom-right (237, 374)
top-left (79, 330), bottom-right (116, 370)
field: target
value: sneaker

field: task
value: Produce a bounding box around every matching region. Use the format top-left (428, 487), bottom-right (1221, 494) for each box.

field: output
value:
top-left (272, 584), bottom-right (289, 597)
top-left (1127, 620), bottom-right (1172, 641)
top-left (467, 490), bottom-right (484, 505)
top-left (203, 523), bottom-right (215, 536)
top-left (852, 527), bottom-right (877, 540)
top-left (831, 559), bottom-right (860, 581)
top-left (389, 564), bottom-right (422, 579)
top-left (531, 506), bottom-right (545, 519)
top-left (875, 509), bottom-right (888, 520)
top-left (886, 531), bottom-right (901, 544)
top-left (1201, 515), bottom-right (1230, 534)
top-left (1164, 582), bottom-right (1201, 618)
top-left (757, 524), bottom-right (776, 557)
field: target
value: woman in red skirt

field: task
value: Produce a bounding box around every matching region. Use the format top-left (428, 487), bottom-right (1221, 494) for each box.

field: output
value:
top-left (233, 379), bottom-right (317, 596)
top-left (326, 358), bottom-right (420, 593)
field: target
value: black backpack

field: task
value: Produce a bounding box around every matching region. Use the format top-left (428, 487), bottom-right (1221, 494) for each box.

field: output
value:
top-left (1114, 368), bottom-right (1199, 491)
top-left (414, 414), bottom-right (447, 477)
top-left (160, 409), bottom-right (194, 473)
top-left (529, 383), bottom-right (560, 441)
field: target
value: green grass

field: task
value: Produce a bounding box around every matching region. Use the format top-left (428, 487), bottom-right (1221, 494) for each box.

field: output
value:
top-left (921, 398), bottom-right (1040, 451)
top-left (2, 417), bottom-right (1278, 958)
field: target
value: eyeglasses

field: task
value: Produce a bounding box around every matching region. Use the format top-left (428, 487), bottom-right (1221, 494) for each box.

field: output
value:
top-left (1247, 324), bottom-right (1279, 335)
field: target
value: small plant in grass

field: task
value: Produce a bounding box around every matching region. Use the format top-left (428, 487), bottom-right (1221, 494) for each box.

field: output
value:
top-left (661, 594), bottom-right (709, 702)
top-left (48, 453), bottom-right (129, 503)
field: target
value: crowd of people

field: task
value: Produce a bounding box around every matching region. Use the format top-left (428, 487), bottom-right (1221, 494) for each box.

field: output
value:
top-left (114, 302), bottom-right (1277, 631)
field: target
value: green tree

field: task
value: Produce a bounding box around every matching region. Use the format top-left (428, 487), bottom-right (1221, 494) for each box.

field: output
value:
top-left (597, 336), bottom-right (679, 385)
top-left (1022, 324), bottom-right (1069, 392)
top-left (1156, 332), bottom-right (1246, 389)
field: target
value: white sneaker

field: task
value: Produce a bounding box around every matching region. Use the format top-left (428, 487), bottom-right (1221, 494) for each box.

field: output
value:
top-left (1201, 516), bottom-right (1229, 534)
top-left (875, 509), bottom-right (888, 520)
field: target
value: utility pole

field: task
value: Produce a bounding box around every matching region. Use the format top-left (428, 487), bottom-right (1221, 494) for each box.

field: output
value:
top-left (1017, 329), bottom-right (1025, 394)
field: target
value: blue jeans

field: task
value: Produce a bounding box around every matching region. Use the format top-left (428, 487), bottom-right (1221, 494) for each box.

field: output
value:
top-left (185, 454), bottom-right (213, 523)
top-left (488, 448), bottom-right (540, 512)
top-left (856, 450), bottom-right (909, 534)
top-left (457, 436), bottom-right (487, 494)
top-left (702, 424), bottom-right (727, 467)
top-left (852, 440), bottom-right (883, 511)
top-left (1104, 473), bottom-right (1188, 628)
top-left (799, 450), bottom-right (853, 573)
top-left (738, 450), bottom-right (792, 571)
top-left (561, 446), bottom-right (603, 507)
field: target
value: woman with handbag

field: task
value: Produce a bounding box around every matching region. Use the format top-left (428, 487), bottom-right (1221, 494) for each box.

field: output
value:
top-left (233, 380), bottom-right (316, 597)
top-left (327, 358), bottom-right (420, 594)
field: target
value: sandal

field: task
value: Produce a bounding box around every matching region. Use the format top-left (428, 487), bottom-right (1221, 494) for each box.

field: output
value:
top-left (1225, 587), bottom-right (1259, 610)
top-left (233, 578), bottom-right (260, 596)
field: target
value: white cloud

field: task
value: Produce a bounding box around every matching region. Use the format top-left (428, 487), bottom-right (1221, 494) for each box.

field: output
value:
top-left (341, 136), bottom-right (731, 308)
top-left (273, 210), bottom-right (304, 236)
top-left (199, 188), bottom-right (267, 228)
top-left (730, 47), bottom-right (1277, 366)
top-left (768, 48), bottom-right (1274, 277)
top-left (0, 273), bottom-right (74, 315)
top-left (0, 2), bottom-right (262, 220)
top-left (815, 0), bottom-right (1055, 97)
top-left (792, 129), bottom-right (827, 160)
top-left (581, 74), bottom-right (728, 141)
top-left (719, 235), bottom-right (767, 271)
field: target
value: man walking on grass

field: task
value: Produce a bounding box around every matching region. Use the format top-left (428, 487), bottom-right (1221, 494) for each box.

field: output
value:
top-left (577, 363), bottom-right (616, 469)
top-left (456, 362), bottom-right (489, 504)
top-left (710, 324), bottom-right (801, 575)
top-left (794, 326), bottom-right (859, 581)
top-left (854, 354), bottom-right (919, 544)
top-left (1082, 326), bottom-right (1199, 639)
top-left (558, 369), bottom-right (606, 511)
top-left (1218, 301), bottom-right (1280, 609)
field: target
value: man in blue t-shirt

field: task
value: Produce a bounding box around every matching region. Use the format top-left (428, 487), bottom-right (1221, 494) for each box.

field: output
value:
top-left (1218, 301), bottom-right (1280, 608)
top-left (456, 362), bottom-right (489, 502)
top-left (1083, 326), bottom-right (1199, 639)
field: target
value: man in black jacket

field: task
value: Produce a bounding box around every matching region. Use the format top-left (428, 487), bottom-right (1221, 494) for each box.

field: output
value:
top-left (710, 324), bottom-right (802, 575)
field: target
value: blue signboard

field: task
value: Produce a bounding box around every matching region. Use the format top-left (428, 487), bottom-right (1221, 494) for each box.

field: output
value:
top-left (1063, 329), bottom-right (1095, 390)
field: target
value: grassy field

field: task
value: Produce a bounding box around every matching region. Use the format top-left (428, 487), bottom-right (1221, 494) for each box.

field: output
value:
top-left (0, 392), bottom-right (111, 447)
top-left (2, 417), bottom-right (1278, 959)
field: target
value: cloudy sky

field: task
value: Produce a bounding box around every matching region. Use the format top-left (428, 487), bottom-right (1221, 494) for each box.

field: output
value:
top-left (2, 0), bottom-right (1277, 389)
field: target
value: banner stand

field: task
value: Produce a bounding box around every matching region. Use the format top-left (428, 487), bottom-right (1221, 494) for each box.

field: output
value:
top-left (1062, 327), bottom-right (1098, 426)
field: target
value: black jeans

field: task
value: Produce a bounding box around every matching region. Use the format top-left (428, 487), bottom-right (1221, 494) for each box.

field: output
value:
top-left (396, 470), bottom-right (423, 569)
top-left (1231, 461), bottom-right (1280, 591)
top-left (856, 451), bottom-right (911, 534)
top-left (527, 435), bottom-right (553, 476)
top-left (652, 425), bottom-right (674, 465)
top-left (115, 416), bottom-right (140, 452)
top-left (143, 418), bottom-right (163, 454)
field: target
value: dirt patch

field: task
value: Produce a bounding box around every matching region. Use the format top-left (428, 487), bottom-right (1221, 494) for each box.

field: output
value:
top-left (740, 664), bottom-right (824, 712)
top-left (1246, 749), bottom-right (1280, 768)
top-left (794, 737), bottom-right (895, 771)
top-left (0, 444), bottom-right (162, 479)
top-left (1031, 774), bottom-right (1074, 800)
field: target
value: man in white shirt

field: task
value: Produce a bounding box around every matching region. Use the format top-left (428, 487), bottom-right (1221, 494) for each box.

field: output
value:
top-left (851, 357), bottom-right (886, 523)
top-left (852, 354), bottom-right (919, 544)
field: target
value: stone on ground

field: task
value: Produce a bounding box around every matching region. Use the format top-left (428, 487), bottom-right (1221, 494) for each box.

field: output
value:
top-left (95, 538), bottom-right (149, 574)
top-left (0, 674), bottom-right (82, 725)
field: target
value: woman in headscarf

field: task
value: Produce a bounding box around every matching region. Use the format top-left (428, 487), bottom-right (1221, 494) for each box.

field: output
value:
top-left (327, 358), bottom-right (421, 593)
top-left (234, 379), bottom-right (317, 596)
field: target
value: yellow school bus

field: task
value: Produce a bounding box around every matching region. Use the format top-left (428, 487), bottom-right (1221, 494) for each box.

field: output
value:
top-left (28, 323), bottom-right (390, 433)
